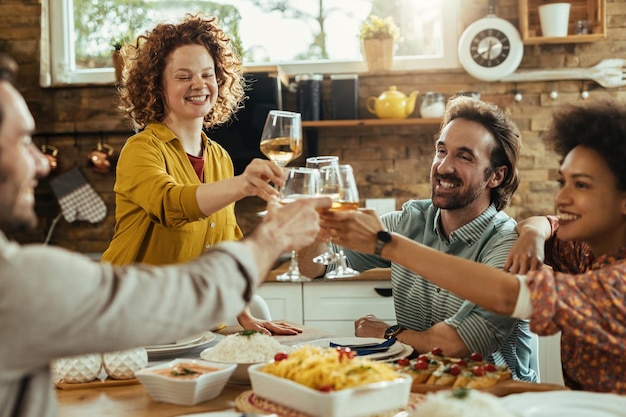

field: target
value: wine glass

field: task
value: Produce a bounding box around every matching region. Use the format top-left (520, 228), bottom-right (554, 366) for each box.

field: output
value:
top-left (276, 167), bottom-right (321, 282)
top-left (259, 110), bottom-right (303, 167)
top-left (306, 156), bottom-right (340, 265)
top-left (319, 164), bottom-right (360, 279)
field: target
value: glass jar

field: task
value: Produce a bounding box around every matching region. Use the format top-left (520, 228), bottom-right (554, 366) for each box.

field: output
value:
top-left (420, 92), bottom-right (446, 118)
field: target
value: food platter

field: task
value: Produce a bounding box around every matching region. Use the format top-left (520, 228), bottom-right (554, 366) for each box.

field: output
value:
top-left (500, 391), bottom-right (626, 416)
top-left (145, 331), bottom-right (215, 360)
top-left (303, 337), bottom-right (412, 361)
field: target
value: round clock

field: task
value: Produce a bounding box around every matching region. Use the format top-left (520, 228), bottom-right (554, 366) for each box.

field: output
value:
top-left (458, 14), bottom-right (524, 82)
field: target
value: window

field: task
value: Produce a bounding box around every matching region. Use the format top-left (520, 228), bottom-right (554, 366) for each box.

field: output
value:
top-left (41, 0), bottom-right (460, 87)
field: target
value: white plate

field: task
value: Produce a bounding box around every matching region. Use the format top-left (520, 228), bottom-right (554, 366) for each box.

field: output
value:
top-left (176, 412), bottom-right (249, 417)
top-left (304, 337), bottom-right (405, 361)
top-left (145, 331), bottom-right (215, 360)
top-left (501, 390), bottom-right (626, 417)
top-left (144, 333), bottom-right (204, 350)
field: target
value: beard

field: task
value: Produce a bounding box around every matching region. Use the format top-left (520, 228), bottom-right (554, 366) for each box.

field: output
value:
top-left (430, 173), bottom-right (489, 210)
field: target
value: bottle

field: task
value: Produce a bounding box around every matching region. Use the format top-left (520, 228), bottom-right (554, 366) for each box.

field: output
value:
top-left (420, 92), bottom-right (446, 118)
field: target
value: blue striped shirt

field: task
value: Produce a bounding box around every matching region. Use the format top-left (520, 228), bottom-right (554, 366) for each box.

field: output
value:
top-left (340, 200), bottom-right (537, 382)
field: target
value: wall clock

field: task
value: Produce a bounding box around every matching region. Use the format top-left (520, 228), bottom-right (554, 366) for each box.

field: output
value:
top-left (458, 8), bottom-right (524, 82)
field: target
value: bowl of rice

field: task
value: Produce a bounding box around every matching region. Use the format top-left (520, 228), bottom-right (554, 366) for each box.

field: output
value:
top-left (200, 331), bottom-right (291, 384)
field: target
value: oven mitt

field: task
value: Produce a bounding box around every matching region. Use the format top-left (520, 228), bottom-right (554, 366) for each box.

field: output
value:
top-left (49, 167), bottom-right (107, 223)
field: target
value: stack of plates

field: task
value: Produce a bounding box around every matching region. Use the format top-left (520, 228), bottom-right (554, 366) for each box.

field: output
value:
top-left (303, 337), bottom-right (413, 362)
top-left (145, 331), bottom-right (215, 360)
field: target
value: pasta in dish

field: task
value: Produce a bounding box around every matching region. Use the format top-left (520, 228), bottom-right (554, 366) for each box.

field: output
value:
top-left (261, 345), bottom-right (402, 391)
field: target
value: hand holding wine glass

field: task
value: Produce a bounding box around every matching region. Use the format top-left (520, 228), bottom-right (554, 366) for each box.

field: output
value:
top-left (260, 110), bottom-right (303, 167)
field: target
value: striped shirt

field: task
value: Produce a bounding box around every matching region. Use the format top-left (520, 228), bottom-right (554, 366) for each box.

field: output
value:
top-left (341, 200), bottom-right (537, 382)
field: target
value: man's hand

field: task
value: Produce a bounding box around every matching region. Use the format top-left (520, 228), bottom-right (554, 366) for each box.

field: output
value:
top-left (354, 314), bottom-right (389, 339)
top-left (320, 208), bottom-right (384, 254)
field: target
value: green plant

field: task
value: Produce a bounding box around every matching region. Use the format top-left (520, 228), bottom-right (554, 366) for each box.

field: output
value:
top-left (359, 15), bottom-right (400, 41)
top-left (111, 37), bottom-right (131, 51)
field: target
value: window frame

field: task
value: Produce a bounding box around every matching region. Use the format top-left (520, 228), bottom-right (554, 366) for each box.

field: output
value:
top-left (41, 0), bottom-right (461, 87)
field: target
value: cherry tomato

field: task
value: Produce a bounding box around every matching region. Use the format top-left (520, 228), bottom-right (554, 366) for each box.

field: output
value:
top-left (319, 385), bottom-right (334, 392)
top-left (274, 352), bottom-right (289, 361)
top-left (413, 360), bottom-right (429, 370)
top-left (469, 352), bottom-right (483, 362)
top-left (484, 363), bottom-right (497, 373)
top-left (455, 359), bottom-right (467, 367)
top-left (417, 353), bottom-right (429, 362)
top-left (431, 347), bottom-right (444, 356)
top-left (471, 365), bottom-right (485, 376)
top-left (448, 364), bottom-right (461, 376)
top-left (396, 358), bottom-right (410, 366)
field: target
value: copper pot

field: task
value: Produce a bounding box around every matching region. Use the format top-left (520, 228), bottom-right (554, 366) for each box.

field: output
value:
top-left (88, 143), bottom-right (114, 174)
top-left (41, 144), bottom-right (59, 171)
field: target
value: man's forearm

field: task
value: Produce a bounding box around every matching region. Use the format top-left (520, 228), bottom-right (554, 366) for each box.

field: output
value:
top-left (296, 241), bottom-right (328, 278)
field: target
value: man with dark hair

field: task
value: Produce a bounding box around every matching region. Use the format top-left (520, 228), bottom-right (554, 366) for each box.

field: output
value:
top-left (0, 52), bottom-right (329, 417)
top-left (301, 97), bottom-right (537, 382)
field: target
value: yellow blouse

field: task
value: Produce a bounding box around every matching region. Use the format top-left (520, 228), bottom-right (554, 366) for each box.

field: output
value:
top-left (102, 122), bottom-right (243, 266)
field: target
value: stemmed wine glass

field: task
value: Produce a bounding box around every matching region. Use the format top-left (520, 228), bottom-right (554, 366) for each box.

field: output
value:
top-left (306, 156), bottom-right (340, 265)
top-left (259, 110), bottom-right (303, 167)
top-left (319, 164), bottom-right (361, 279)
top-left (276, 167), bottom-right (321, 282)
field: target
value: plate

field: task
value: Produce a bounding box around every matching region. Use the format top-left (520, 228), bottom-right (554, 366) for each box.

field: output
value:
top-left (145, 331), bottom-right (215, 360)
top-left (144, 333), bottom-right (204, 350)
top-left (500, 391), bottom-right (626, 416)
top-left (304, 337), bottom-right (405, 361)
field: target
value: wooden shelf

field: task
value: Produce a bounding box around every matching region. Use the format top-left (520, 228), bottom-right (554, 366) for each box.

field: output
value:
top-left (519, 0), bottom-right (606, 44)
top-left (302, 118), bottom-right (441, 128)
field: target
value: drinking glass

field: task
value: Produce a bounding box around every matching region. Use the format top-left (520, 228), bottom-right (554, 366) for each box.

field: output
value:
top-left (306, 156), bottom-right (340, 265)
top-left (276, 167), bottom-right (321, 282)
top-left (319, 164), bottom-right (360, 279)
top-left (259, 110), bottom-right (303, 167)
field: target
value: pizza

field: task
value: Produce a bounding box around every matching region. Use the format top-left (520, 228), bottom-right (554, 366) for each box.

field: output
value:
top-left (392, 347), bottom-right (512, 392)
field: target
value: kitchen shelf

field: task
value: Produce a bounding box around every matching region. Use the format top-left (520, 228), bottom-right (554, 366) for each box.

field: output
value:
top-left (519, 0), bottom-right (606, 44)
top-left (302, 118), bottom-right (441, 128)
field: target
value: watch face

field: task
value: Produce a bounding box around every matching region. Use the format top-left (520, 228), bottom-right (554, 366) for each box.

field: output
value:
top-left (471, 29), bottom-right (510, 67)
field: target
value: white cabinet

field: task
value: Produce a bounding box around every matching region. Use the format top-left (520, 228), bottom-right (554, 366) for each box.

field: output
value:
top-left (256, 282), bottom-right (303, 324)
top-left (258, 280), bottom-right (395, 337)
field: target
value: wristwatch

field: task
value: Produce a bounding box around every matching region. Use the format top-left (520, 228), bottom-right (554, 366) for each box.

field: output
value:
top-left (374, 230), bottom-right (392, 256)
top-left (384, 324), bottom-right (405, 340)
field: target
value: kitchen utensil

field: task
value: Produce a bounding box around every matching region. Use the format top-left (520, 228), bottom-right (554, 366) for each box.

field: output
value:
top-left (366, 86), bottom-right (419, 119)
top-left (500, 58), bottom-right (626, 88)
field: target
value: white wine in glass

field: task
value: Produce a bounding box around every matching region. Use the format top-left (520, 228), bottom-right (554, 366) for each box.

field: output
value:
top-left (260, 110), bottom-right (303, 167)
top-left (319, 164), bottom-right (361, 279)
top-left (276, 167), bottom-right (321, 282)
top-left (306, 156), bottom-right (340, 265)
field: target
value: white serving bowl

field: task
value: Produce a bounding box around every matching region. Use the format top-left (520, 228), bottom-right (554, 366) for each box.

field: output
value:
top-left (248, 363), bottom-right (412, 417)
top-left (135, 359), bottom-right (235, 406)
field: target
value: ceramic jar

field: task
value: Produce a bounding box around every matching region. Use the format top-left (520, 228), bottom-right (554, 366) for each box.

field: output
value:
top-left (102, 347), bottom-right (148, 380)
top-left (420, 92), bottom-right (446, 118)
top-left (53, 353), bottom-right (103, 383)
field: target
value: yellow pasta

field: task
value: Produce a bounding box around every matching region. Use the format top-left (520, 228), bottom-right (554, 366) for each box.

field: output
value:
top-left (261, 345), bottom-right (402, 391)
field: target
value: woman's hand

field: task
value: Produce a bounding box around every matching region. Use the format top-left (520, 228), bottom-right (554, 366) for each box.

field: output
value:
top-left (238, 158), bottom-right (284, 201)
top-left (238, 312), bottom-right (302, 336)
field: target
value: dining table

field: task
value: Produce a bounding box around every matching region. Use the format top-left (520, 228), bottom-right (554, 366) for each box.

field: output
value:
top-left (56, 324), bottom-right (340, 417)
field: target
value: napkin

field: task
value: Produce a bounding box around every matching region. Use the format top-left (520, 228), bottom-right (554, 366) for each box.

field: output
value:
top-left (329, 337), bottom-right (396, 356)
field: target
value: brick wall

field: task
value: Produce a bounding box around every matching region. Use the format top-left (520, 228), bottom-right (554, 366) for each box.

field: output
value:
top-left (2, 0), bottom-right (625, 253)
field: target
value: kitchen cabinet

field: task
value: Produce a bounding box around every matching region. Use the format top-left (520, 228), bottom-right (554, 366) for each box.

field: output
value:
top-left (257, 278), bottom-right (395, 337)
top-left (519, 0), bottom-right (606, 44)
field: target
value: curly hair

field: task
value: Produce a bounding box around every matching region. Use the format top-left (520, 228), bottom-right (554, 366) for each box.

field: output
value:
top-left (441, 96), bottom-right (521, 211)
top-left (119, 13), bottom-right (245, 130)
top-left (543, 99), bottom-right (626, 192)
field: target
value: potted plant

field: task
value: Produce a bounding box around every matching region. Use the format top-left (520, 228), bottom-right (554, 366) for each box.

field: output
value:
top-left (359, 15), bottom-right (400, 72)
top-left (111, 37), bottom-right (129, 84)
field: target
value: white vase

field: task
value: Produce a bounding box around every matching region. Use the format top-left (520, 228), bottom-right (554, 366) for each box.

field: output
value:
top-left (102, 347), bottom-right (148, 380)
top-left (538, 3), bottom-right (571, 37)
top-left (53, 353), bottom-right (103, 383)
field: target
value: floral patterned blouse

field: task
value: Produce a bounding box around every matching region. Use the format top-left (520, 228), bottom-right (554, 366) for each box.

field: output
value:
top-left (525, 216), bottom-right (626, 393)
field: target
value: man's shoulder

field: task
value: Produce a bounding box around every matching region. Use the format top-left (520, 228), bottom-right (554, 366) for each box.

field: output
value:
top-left (489, 209), bottom-right (518, 233)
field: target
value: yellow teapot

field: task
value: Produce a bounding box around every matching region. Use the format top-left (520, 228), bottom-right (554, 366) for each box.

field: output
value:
top-left (366, 86), bottom-right (419, 119)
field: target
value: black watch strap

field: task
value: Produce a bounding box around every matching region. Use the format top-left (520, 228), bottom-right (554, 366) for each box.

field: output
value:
top-left (374, 230), bottom-right (392, 256)
top-left (384, 324), bottom-right (405, 339)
